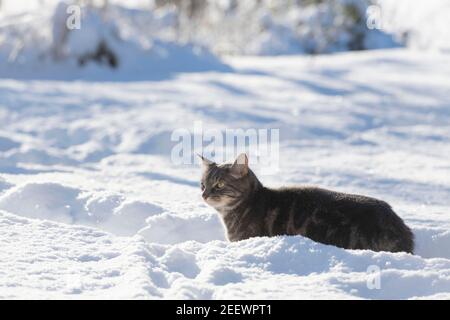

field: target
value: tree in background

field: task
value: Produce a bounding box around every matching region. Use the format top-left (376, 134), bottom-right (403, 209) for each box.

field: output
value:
top-left (153, 0), bottom-right (389, 55)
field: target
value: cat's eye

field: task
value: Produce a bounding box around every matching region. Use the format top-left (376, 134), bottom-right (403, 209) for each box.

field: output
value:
top-left (216, 181), bottom-right (225, 189)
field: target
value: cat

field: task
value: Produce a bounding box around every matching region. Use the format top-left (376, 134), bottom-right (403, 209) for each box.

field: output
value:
top-left (199, 153), bottom-right (414, 253)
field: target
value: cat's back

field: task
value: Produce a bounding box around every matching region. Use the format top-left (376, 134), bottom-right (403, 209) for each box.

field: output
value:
top-left (262, 185), bottom-right (414, 253)
top-left (269, 185), bottom-right (397, 223)
top-left (270, 185), bottom-right (390, 212)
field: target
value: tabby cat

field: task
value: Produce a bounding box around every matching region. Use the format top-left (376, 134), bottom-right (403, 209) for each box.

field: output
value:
top-left (199, 153), bottom-right (414, 253)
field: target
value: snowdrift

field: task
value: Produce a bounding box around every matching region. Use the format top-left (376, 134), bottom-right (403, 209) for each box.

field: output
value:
top-left (0, 1), bottom-right (230, 80)
top-left (0, 181), bottom-right (449, 259)
top-left (1, 209), bottom-right (450, 299)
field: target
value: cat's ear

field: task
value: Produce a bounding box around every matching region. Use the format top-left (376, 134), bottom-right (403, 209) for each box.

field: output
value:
top-left (197, 153), bottom-right (214, 170)
top-left (230, 153), bottom-right (248, 178)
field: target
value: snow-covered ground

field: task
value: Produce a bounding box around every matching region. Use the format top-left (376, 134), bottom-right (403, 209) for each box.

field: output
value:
top-left (1, 48), bottom-right (450, 299)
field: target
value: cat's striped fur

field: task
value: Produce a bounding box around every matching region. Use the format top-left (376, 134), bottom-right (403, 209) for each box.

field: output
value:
top-left (200, 154), bottom-right (414, 253)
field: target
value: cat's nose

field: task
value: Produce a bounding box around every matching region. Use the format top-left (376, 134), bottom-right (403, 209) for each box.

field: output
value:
top-left (202, 191), bottom-right (209, 200)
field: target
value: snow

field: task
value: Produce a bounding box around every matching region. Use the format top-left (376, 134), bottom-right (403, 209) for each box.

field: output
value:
top-left (1, 46), bottom-right (450, 299)
top-left (0, 1), bottom-right (230, 80)
top-left (377, 0), bottom-right (450, 53)
top-left (163, 0), bottom-right (398, 55)
top-left (0, 0), bottom-right (398, 74)
top-left (1, 209), bottom-right (450, 299)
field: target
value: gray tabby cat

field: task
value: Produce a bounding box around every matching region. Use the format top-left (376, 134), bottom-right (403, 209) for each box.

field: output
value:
top-left (200, 153), bottom-right (414, 253)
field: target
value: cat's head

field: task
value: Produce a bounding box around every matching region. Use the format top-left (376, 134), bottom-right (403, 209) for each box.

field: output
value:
top-left (199, 153), bottom-right (260, 211)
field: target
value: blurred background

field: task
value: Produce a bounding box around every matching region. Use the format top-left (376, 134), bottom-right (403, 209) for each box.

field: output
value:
top-left (0, 0), bottom-right (449, 78)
